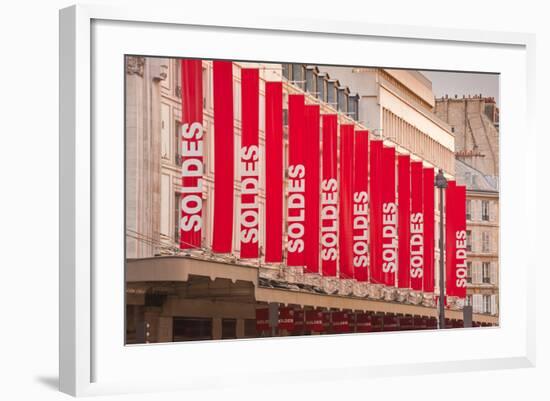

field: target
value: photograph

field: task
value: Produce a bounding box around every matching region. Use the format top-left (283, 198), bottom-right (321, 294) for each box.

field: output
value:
top-left (124, 56), bottom-right (500, 344)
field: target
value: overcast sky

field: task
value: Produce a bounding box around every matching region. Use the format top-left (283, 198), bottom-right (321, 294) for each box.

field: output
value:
top-left (421, 70), bottom-right (500, 106)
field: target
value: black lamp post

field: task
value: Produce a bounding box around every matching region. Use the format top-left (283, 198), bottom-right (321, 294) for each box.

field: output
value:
top-left (435, 169), bottom-right (448, 329)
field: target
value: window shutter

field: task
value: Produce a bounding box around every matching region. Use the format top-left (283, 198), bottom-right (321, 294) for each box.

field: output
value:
top-left (490, 262), bottom-right (497, 285)
top-left (473, 294), bottom-right (482, 313)
top-left (473, 262), bottom-right (482, 284)
top-left (490, 295), bottom-right (497, 315)
top-left (475, 200), bottom-right (481, 221)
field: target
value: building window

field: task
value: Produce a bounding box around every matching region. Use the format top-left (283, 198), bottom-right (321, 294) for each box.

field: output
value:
top-left (175, 120), bottom-right (182, 165)
top-left (466, 230), bottom-right (472, 252)
top-left (466, 200), bottom-right (472, 220)
top-left (482, 295), bottom-right (491, 314)
top-left (348, 94), bottom-right (359, 121)
top-left (337, 88), bottom-right (348, 113)
top-left (466, 261), bottom-right (472, 284)
top-left (282, 64), bottom-right (290, 80)
top-left (482, 231), bottom-right (490, 253)
top-left (305, 66), bottom-right (318, 95)
top-left (327, 80), bottom-right (336, 106)
top-left (482, 262), bottom-right (491, 283)
top-left (465, 295), bottom-right (472, 307)
top-left (291, 64), bottom-right (305, 90)
top-left (173, 317), bottom-right (213, 342)
top-left (317, 74), bottom-right (327, 102)
top-left (482, 200), bottom-right (490, 221)
top-left (174, 192), bottom-right (181, 243)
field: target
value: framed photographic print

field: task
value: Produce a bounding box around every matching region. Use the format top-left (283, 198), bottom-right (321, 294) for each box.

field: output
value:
top-left (59, 4), bottom-right (536, 397)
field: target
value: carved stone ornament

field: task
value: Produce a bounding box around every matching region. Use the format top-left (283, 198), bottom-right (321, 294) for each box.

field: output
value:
top-left (322, 277), bottom-right (339, 294)
top-left (126, 56), bottom-right (145, 77)
top-left (352, 281), bottom-right (368, 297)
top-left (338, 279), bottom-right (354, 296)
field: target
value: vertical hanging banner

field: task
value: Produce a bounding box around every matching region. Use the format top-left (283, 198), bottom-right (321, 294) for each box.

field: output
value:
top-left (423, 168), bottom-right (435, 292)
top-left (179, 59), bottom-right (204, 250)
top-left (320, 114), bottom-right (339, 277)
top-left (264, 82), bottom-right (284, 263)
top-left (287, 95), bottom-right (306, 266)
top-left (397, 155), bottom-right (411, 289)
top-left (212, 61), bottom-right (235, 253)
top-left (445, 180), bottom-right (456, 296)
top-left (304, 105), bottom-right (321, 274)
top-left (410, 161), bottom-right (424, 290)
top-left (369, 140), bottom-right (383, 284)
top-left (381, 146), bottom-right (398, 287)
top-left (339, 124), bottom-right (355, 279)
top-left (352, 130), bottom-right (369, 281)
top-left (239, 68), bottom-right (260, 258)
top-left (454, 185), bottom-right (468, 298)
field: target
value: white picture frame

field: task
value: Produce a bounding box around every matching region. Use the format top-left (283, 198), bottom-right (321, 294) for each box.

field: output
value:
top-left (59, 4), bottom-right (536, 397)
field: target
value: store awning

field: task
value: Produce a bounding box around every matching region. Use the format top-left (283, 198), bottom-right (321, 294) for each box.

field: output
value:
top-left (126, 256), bottom-right (498, 325)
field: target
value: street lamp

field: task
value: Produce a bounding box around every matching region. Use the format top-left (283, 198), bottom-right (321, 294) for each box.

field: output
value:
top-left (434, 169), bottom-right (448, 329)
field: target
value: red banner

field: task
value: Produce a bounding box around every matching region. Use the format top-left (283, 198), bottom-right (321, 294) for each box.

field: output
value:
top-left (383, 315), bottom-right (398, 331)
top-left (399, 316), bottom-right (413, 331)
top-left (339, 124), bottom-right (355, 279)
top-left (381, 146), bottom-right (398, 286)
top-left (371, 315), bottom-right (383, 332)
top-left (423, 168), bottom-right (435, 292)
top-left (256, 308), bottom-right (270, 332)
top-left (264, 82), bottom-right (284, 262)
top-left (452, 184), bottom-right (467, 298)
top-left (321, 114), bottom-right (339, 277)
top-left (304, 105), bottom-right (321, 274)
top-left (356, 313), bottom-right (372, 333)
top-left (332, 311), bottom-right (350, 333)
top-left (397, 155), bottom-right (411, 288)
top-left (287, 95), bottom-right (306, 266)
top-left (293, 309), bottom-right (305, 332)
top-left (410, 161), bottom-right (424, 290)
top-left (369, 140), bottom-right (383, 284)
top-left (445, 180), bottom-right (456, 296)
top-left (239, 68), bottom-right (259, 258)
top-left (179, 59), bottom-right (204, 250)
top-left (353, 130), bottom-right (369, 281)
top-left (348, 312), bottom-right (356, 332)
top-left (322, 311), bottom-right (331, 332)
top-left (278, 306), bottom-right (295, 331)
top-left (212, 61), bottom-right (234, 253)
top-left (305, 310), bottom-right (324, 332)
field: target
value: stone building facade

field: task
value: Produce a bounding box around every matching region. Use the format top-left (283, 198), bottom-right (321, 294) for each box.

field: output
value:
top-left (434, 95), bottom-right (499, 178)
top-left (455, 159), bottom-right (499, 316)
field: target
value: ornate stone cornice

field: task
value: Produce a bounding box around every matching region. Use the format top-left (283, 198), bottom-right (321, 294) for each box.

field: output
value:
top-left (126, 56), bottom-right (145, 77)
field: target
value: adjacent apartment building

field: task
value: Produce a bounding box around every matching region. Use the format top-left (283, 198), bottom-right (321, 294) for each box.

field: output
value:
top-left (434, 96), bottom-right (500, 317)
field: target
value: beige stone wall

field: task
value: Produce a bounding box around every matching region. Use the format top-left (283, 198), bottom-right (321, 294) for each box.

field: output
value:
top-left (465, 190), bottom-right (499, 315)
